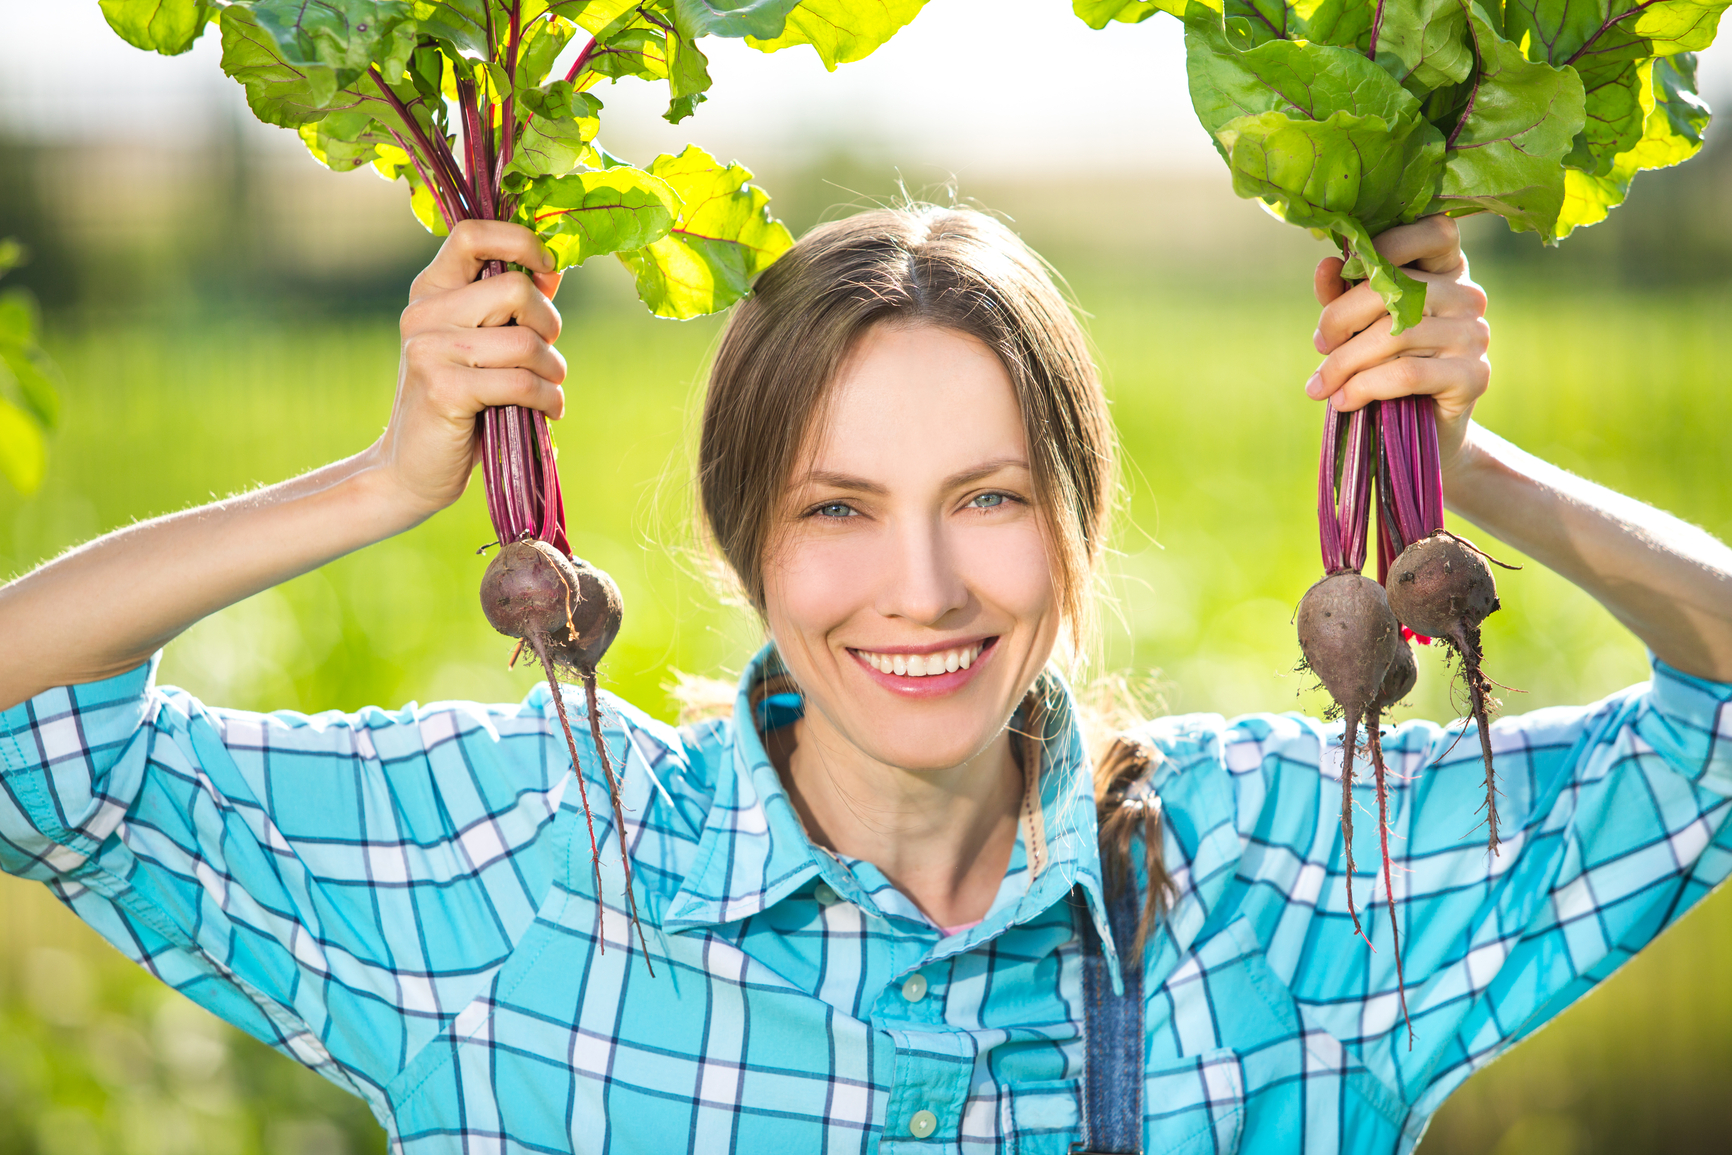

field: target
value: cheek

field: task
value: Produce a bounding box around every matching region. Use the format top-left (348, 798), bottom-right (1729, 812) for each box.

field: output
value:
top-left (957, 520), bottom-right (1055, 621)
top-left (762, 528), bottom-right (882, 639)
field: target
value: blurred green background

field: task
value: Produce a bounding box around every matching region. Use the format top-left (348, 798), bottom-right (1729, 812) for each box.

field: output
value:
top-left (5, 22), bottom-right (1732, 1155)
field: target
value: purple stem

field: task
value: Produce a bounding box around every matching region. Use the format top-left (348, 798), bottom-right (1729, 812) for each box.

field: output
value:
top-left (369, 67), bottom-right (475, 220)
top-left (1338, 406), bottom-right (1375, 572)
top-left (1319, 407), bottom-right (1346, 573)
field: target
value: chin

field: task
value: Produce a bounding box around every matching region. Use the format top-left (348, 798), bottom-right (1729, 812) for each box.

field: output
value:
top-left (835, 691), bottom-right (1020, 774)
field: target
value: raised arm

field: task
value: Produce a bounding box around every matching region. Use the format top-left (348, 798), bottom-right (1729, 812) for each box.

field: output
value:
top-left (0, 222), bottom-right (566, 710)
top-left (1306, 216), bottom-right (1732, 682)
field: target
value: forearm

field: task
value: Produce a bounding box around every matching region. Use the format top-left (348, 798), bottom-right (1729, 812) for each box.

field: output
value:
top-left (0, 443), bottom-right (427, 710)
top-left (1445, 424), bottom-right (1732, 681)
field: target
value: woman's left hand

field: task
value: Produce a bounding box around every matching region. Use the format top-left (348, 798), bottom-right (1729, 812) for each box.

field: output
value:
top-left (1308, 215), bottom-right (1490, 476)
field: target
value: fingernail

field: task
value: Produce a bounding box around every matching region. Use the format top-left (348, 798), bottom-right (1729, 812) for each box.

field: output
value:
top-left (1312, 328), bottom-right (1327, 354)
top-left (1305, 372), bottom-right (1324, 399)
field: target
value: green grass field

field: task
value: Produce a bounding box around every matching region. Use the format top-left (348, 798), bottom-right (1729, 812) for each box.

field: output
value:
top-left (2, 267), bottom-right (1729, 1154)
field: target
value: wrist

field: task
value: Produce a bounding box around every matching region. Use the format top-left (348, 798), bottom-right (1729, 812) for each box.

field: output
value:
top-left (1441, 420), bottom-right (1493, 510)
top-left (345, 441), bottom-right (445, 539)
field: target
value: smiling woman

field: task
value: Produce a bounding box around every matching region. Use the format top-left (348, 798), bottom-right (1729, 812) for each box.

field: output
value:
top-left (2, 206), bottom-right (1732, 1155)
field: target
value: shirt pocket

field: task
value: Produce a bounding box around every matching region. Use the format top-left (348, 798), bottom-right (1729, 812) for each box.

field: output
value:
top-left (1008, 1049), bottom-right (1245, 1155)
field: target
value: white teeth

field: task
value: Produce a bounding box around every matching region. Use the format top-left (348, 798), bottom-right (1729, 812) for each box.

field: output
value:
top-left (858, 642), bottom-right (986, 677)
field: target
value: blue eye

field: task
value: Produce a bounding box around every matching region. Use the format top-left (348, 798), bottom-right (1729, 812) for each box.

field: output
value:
top-left (970, 492), bottom-right (1008, 509)
top-left (813, 502), bottom-right (855, 518)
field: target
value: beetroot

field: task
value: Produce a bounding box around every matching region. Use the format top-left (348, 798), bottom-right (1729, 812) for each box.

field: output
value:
top-left (1298, 571), bottom-right (1401, 940)
top-left (479, 539), bottom-right (648, 967)
top-left (1387, 530), bottom-right (1504, 851)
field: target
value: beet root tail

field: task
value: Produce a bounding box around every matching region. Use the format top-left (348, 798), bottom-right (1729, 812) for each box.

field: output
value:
top-left (584, 673), bottom-right (656, 977)
top-left (1450, 626), bottom-right (1500, 855)
top-left (1369, 720), bottom-right (1414, 1047)
top-left (1341, 710), bottom-right (1366, 941)
top-left (527, 634), bottom-right (606, 952)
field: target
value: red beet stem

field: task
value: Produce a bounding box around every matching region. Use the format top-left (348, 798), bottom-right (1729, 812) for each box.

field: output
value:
top-left (528, 634), bottom-right (606, 949)
top-left (1369, 722), bottom-right (1414, 1047)
top-left (1318, 404), bottom-right (1377, 575)
top-left (584, 673), bottom-right (655, 975)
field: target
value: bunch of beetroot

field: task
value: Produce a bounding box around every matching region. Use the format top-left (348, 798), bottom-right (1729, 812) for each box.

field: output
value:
top-left (1297, 394), bottom-right (1510, 1040)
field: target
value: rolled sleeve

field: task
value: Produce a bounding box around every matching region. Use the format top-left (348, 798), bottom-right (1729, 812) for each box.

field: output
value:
top-left (0, 658), bottom-right (588, 1122)
top-left (1637, 656), bottom-right (1732, 793)
top-left (0, 655), bottom-right (159, 879)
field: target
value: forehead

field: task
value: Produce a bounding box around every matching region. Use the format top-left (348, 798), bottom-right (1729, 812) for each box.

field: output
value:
top-left (805, 324), bottom-right (1026, 476)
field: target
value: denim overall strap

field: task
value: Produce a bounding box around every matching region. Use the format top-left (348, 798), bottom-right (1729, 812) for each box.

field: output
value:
top-left (1073, 880), bottom-right (1144, 1154)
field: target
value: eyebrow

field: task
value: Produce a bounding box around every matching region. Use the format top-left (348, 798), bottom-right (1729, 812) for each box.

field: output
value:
top-left (799, 457), bottom-right (1031, 495)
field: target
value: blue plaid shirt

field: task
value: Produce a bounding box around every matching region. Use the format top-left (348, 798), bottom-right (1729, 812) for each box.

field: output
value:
top-left (2, 644), bottom-right (1730, 1154)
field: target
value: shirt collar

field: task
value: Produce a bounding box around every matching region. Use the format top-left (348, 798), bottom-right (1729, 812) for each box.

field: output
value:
top-left (662, 642), bottom-right (1125, 988)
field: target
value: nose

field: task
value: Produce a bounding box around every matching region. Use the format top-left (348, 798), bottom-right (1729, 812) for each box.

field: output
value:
top-left (875, 513), bottom-right (969, 626)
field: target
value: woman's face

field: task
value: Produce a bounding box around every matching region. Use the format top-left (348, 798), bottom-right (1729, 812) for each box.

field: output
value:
top-left (762, 323), bottom-right (1061, 775)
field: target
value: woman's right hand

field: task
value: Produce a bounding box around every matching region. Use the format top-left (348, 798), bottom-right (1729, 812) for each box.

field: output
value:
top-left (374, 220), bottom-right (568, 523)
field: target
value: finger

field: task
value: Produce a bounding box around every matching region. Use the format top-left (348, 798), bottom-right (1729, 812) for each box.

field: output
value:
top-left (1314, 264), bottom-right (1483, 352)
top-left (458, 366), bottom-right (568, 419)
top-left (1315, 279), bottom-right (1396, 353)
top-left (1314, 257), bottom-right (1348, 306)
top-left (531, 270), bottom-right (563, 300)
top-left (413, 220), bottom-right (556, 296)
top-left (1410, 274), bottom-right (1487, 320)
top-left (1325, 353), bottom-right (1487, 415)
top-left (1368, 215), bottom-right (1462, 275)
top-left (439, 325), bottom-right (568, 385)
top-left (1309, 316), bottom-right (1485, 400)
top-left (403, 270), bottom-right (564, 344)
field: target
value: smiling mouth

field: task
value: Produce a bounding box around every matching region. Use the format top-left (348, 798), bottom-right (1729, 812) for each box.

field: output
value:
top-left (851, 639), bottom-right (993, 677)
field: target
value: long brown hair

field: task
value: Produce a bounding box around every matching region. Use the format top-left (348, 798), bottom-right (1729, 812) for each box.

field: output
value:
top-left (697, 204), bottom-right (1173, 949)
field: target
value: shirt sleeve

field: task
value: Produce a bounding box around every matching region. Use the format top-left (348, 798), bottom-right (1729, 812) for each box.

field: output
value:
top-left (0, 654), bottom-right (588, 1111)
top-left (1140, 655), bottom-right (1732, 1119)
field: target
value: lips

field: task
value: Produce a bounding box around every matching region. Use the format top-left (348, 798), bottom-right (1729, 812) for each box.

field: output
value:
top-left (852, 640), bottom-right (988, 677)
top-left (846, 637), bottom-right (999, 697)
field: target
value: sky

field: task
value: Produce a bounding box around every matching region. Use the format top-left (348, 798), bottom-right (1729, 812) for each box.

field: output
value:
top-left (2, 2), bottom-right (1729, 177)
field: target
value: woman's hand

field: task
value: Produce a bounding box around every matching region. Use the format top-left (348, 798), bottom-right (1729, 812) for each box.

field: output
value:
top-left (1307, 215), bottom-right (1490, 476)
top-left (373, 220), bottom-right (567, 522)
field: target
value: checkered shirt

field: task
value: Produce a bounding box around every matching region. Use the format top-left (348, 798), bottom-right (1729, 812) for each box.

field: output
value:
top-left (2, 643), bottom-right (1729, 1154)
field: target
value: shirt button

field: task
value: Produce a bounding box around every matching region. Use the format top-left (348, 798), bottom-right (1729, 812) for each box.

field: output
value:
top-left (908, 1109), bottom-right (937, 1139)
top-left (901, 972), bottom-right (928, 1002)
top-left (814, 883), bottom-right (838, 905)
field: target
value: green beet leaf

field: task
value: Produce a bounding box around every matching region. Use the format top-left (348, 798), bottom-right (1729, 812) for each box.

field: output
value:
top-left (220, 6), bottom-right (353, 122)
top-left (1431, 5), bottom-right (1584, 238)
top-left (506, 87), bottom-right (604, 179)
top-left (1556, 53), bottom-right (1710, 233)
top-left (1187, 15), bottom-right (1426, 143)
top-left (744, 0), bottom-right (930, 70)
top-left (520, 167), bottom-right (680, 265)
top-left (1372, 0), bottom-right (1473, 94)
top-left (1217, 108), bottom-right (1444, 331)
top-left (670, 0), bottom-right (804, 39)
top-left (1073, 0), bottom-right (1181, 28)
top-left (99, 0), bottom-right (216, 55)
top-left (617, 146), bottom-right (793, 319)
top-left (247, 0), bottom-right (420, 81)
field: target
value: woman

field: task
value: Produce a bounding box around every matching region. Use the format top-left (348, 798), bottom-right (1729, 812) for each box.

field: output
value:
top-left (1, 208), bottom-right (1728, 1154)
